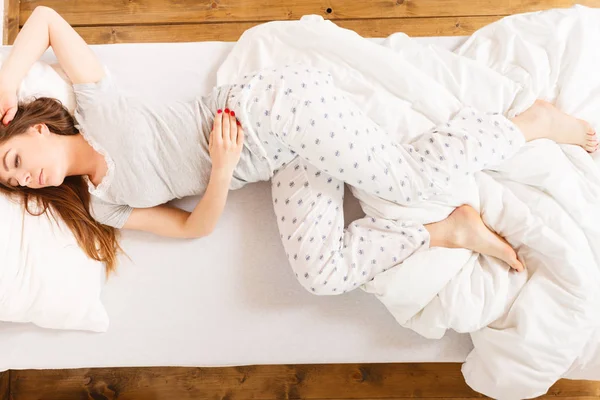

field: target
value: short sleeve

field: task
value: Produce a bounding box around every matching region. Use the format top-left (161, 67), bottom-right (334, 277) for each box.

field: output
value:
top-left (72, 68), bottom-right (119, 112)
top-left (89, 195), bottom-right (133, 229)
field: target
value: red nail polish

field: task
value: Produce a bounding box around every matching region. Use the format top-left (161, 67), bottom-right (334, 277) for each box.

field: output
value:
top-left (230, 111), bottom-right (235, 117)
top-left (237, 120), bottom-right (241, 126)
top-left (225, 108), bottom-right (230, 114)
top-left (217, 109), bottom-right (222, 114)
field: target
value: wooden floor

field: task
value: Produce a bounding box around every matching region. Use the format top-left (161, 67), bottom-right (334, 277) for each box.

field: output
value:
top-left (3, 0), bottom-right (600, 399)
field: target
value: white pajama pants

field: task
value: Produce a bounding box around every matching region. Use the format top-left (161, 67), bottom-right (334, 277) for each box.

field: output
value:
top-left (229, 64), bottom-right (526, 295)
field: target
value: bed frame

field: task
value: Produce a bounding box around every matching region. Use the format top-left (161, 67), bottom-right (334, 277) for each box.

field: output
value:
top-left (7, 0), bottom-right (600, 45)
top-left (2, 0), bottom-right (600, 398)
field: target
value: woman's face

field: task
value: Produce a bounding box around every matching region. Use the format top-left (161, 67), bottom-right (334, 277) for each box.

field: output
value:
top-left (0, 124), bottom-right (68, 189)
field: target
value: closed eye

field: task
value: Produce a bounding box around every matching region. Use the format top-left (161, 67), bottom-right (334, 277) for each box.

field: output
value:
top-left (14, 155), bottom-right (20, 169)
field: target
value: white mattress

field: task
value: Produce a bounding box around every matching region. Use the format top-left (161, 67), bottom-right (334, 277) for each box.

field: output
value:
top-left (0, 36), bottom-right (474, 371)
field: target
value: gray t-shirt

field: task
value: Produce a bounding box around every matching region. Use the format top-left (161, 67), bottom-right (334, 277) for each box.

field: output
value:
top-left (73, 72), bottom-right (271, 228)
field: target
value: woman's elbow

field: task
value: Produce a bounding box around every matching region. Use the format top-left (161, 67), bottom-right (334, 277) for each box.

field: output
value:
top-left (180, 223), bottom-right (213, 239)
top-left (183, 230), bottom-right (211, 240)
top-left (32, 5), bottom-right (57, 19)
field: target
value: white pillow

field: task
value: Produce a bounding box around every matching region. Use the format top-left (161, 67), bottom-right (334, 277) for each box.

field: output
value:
top-left (0, 58), bottom-right (106, 332)
top-left (0, 197), bottom-right (108, 332)
top-left (18, 60), bottom-right (76, 112)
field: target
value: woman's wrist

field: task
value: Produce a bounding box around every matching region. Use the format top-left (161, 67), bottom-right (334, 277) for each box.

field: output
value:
top-left (0, 73), bottom-right (19, 94)
top-left (210, 167), bottom-right (234, 182)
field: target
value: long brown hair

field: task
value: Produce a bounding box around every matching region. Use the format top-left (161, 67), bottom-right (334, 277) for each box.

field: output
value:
top-left (0, 97), bottom-right (121, 273)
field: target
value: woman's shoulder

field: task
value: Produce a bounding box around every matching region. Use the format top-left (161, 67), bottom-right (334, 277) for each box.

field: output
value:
top-left (72, 68), bottom-right (143, 115)
top-left (72, 68), bottom-right (119, 103)
top-left (88, 194), bottom-right (132, 229)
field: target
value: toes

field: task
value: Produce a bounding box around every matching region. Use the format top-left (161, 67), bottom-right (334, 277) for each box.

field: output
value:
top-left (513, 255), bottom-right (527, 273)
top-left (511, 260), bottom-right (524, 272)
top-left (505, 253), bottom-right (524, 272)
top-left (586, 137), bottom-right (599, 153)
top-left (501, 247), bottom-right (523, 272)
top-left (585, 129), bottom-right (598, 153)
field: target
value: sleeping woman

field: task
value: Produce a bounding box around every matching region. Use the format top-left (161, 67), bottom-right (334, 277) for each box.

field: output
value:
top-left (0, 6), bottom-right (597, 294)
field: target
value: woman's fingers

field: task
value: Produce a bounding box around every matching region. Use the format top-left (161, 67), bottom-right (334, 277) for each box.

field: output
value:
top-left (229, 113), bottom-right (238, 143)
top-left (222, 109), bottom-right (230, 144)
top-left (212, 108), bottom-right (243, 152)
top-left (230, 110), bottom-right (243, 148)
top-left (237, 124), bottom-right (244, 148)
top-left (2, 106), bottom-right (16, 126)
top-left (213, 109), bottom-right (223, 144)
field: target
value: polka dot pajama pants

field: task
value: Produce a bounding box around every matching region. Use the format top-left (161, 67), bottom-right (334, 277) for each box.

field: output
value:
top-left (228, 64), bottom-right (526, 295)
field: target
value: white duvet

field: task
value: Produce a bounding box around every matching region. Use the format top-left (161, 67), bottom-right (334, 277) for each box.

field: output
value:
top-left (217, 6), bottom-right (600, 399)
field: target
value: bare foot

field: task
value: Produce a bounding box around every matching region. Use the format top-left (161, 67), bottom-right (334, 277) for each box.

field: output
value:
top-left (513, 100), bottom-right (598, 153)
top-left (425, 205), bottom-right (524, 272)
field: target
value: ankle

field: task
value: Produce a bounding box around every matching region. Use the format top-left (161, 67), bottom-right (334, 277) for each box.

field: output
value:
top-left (425, 220), bottom-right (461, 249)
top-left (511, 102), bottom-right (550, 142)
top-left (511, 115), bottom-right (539, 142)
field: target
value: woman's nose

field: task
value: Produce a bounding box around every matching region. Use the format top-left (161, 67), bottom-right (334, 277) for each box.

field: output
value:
top-left (17, 171), bottom-right (31, 187)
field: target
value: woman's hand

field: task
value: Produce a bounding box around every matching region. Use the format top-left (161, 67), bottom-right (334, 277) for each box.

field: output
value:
top-left (0, 88), bottom-right (18, 125)
top-left (209, 109), bottom-right (244, 176)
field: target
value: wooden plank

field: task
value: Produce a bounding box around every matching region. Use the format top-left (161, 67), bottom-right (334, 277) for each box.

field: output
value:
top-left (68, 16), bottom-right (500, 44)
top-left (19, 0), bottom-right (600, 26)
top-left (3, 0), bottom-right (19, 45)
top-left (9, 364), bottom-right (600, 399)
top-left (545, 398), bottom-right (600, 400)
top-left (338, 16), bottom-right (500, 37)
top-left (73, 21), bottom-right (259, 44)
top-left (547, 379), bottom-right (600, 398)
top-left (0, 371), bottom-right (9, 400)
top-left (7, 364), bottom-right (482, 399)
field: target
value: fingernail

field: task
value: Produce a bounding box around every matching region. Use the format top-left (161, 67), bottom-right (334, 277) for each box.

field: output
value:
top-left (225, 108), bottom-right (230, 114)
top-left (217, 109), bottom-right (222, 114)
top-left (230, 111), bottom-right (235, 117)
top-left (237, 120), bottom-right (241, 126)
